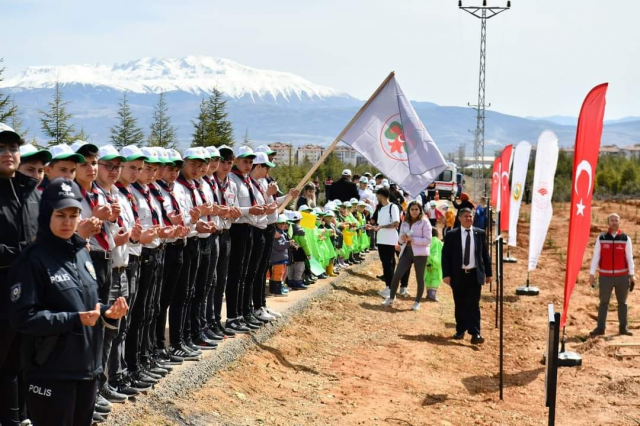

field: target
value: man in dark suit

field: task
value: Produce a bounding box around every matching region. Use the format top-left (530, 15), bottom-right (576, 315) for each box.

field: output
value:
top-left (442, 207), bottom-right (492, 344)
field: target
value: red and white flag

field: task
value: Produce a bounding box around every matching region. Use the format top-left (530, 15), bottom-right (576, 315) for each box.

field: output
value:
top-left (499, 144), bottom-right (513, 232)
top-left (491, 157), bottom-right (500, 209)
top-left (561, 83), bottom-right (608, 328)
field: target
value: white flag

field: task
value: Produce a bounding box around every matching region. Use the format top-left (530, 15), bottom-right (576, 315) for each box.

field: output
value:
top-left (508, 141), bottom-right (531, 246)
top-left (528, 131), bottom-right (559, 271)
top-left (340, 75), bottom-right (447, 196)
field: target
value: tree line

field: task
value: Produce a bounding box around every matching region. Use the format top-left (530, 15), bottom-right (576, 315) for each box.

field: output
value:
top-left (0, 58), bottom-right (235, 150)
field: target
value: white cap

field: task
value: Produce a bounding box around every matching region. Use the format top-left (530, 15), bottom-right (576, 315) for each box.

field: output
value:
top-left (342, 169), bottom-right (352, 176)
top-left (350, 197), bottom-right (358, 204)
top-left (206, 146), bottom-right (222, 158)
top-left (70, 140), bottom-right (98, 154)
top-left (140, 147), bottom-right (162, 164)
top-left (156, 148), bottom-right (171, 163)
top-left (298, 204), bottom-right (311, 212)
top-left (359, 177), bottom-right (368, 183)
top-left (167, 149), bottom-right (183, 163)
top-left (50, 144), bottom-right (85, 163)
top-left (289, 211), bottom-right (302, 221)
top-left (255, 145), bottom-right (276, 155)
top-left (183, 147), bottom-right (208, 162)
top-left (119, 145), bottom-right (148, 162)
top-left (236, 146), bottom-right (256, 159)
top-left (98, 144), bottom-right (126, 161)
top-left (382, 179), bottom-right (390, 188)
top-left (0, 123), bottom-right (21, 142)
top-left (253, 152), bottom-right (275, 167)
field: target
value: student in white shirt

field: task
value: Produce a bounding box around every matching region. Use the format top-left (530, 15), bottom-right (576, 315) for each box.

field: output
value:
top-left (373, 187), bottom-right (400, 298)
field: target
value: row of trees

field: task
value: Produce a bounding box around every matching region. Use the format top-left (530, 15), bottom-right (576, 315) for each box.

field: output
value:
top-left (0, 58), bottom-right (236, 150)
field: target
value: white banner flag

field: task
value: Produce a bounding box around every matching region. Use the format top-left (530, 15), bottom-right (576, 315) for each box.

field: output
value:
top-left (528, 131), bottom-right (559, 271)
top-left (508, 141), bottom-right (531, 246)
top-left (340, 75), bottom-right (447, 196)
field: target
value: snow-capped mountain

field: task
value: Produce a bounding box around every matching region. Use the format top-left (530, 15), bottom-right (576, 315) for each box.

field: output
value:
top-left (2, 56), bottom-right (352, 103)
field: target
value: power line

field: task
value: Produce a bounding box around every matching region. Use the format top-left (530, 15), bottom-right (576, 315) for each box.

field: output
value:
top-left (459, 0), bottom-right (511, 199)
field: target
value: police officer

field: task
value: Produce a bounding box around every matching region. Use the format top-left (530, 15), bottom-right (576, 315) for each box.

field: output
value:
top-left (8, 178), bottom-right (128, 426)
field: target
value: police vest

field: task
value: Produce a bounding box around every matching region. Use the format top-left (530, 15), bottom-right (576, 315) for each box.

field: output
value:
top-left (598, 231), bottom-right (629, 277)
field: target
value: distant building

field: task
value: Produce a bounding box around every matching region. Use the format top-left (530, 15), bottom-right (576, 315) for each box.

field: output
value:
top-left (333, 145), bottom-right (359, 166)
top-left (270, 142), bottom-right (294, 166)
top-left (561, 144), bottom-right (624, 157)
top-left (296, 144), bottom-right (325, 165)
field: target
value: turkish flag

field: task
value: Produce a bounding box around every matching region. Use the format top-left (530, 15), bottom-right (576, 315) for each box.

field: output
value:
top-left (490, 157), bottom-right (500, 209)
top-left (499, 144), bottom-right (513, 232)
top-left (561, 83), bottom-right (608, 328)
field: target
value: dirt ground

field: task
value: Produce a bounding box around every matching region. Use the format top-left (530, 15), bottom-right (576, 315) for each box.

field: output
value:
top-left (130, 200), bottom-right (640, 426)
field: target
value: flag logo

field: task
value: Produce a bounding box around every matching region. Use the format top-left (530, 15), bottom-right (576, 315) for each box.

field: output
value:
top-left (380, 115), bottom-right (408, 162)
top-left (534, 182), bottom-right (552, 210)
top-left (513, 183), bottom-right (522, 201)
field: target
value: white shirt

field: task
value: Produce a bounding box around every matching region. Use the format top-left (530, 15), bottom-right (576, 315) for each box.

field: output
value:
top-left (376, 203), bottom-right (400, 246)
top-left (249, 176), bottom-right (268, 229)
top-left (199, 177), bottom-right (222, 231)
top-left (358, 187), bottom-right (375, 207)
top-left (215, 174), bottom-right (238, 230)
top-left (109, 187), bottom-right (134, 268)
top-left (461, 226), bottom-right (476, 270)
top-left (229, 172), bottom-right (259, 226)
top-left (79, 183), bottom-right (117, 253)
top-left (589, 233), bottom-right (635, 276)
top-left (132, 184), bottom-right (162, 249)
top-left (154, 181), bottom-right (183, 244)
top-left (174, 179), bottom-right (204, 238)
top-left (115, 185), bottom-right (142, 257)
top-left (424, 206), bottom-right (437, 220)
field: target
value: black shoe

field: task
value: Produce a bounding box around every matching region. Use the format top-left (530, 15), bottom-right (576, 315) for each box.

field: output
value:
top-left (240, 317), bottom-right (260, 330)
top-left (376, 274), bottom-right (385, 281)
top-left (194, 335), bottom-right (218, 350)
top-left (245, 314), bottom-right (264, 327)
top-left (590, 328), bottom-right (605, 337)
top-left (94, 403), bottom-right (112, 414)
top-left (204, 326), bottom-right (224, 341)
top-left (318, 273), bottom-right (328, 279)
top-left (95, 394), bottom-right (112, 408)
top-left (226, 319), bottom-right (251, 334)
top-left (182, 343), bottom-right (203, 356)
top-left (620, 328), bottom-right (634, 336)
top-left (125, 376), bottom-right (153, 391)
top-left (470, 335), bottom-right (485, 345)
top-left (453, 332), bottom-right (465, 340)
top-left (149, 364), bottom-right (169, 376)
top-left (113, 381), bottom-right (140, 397)
top-left (141, 368), bottom-right (163, 380)
top-left (93, 412), bottom-right (106, 423)
top-left (136, 372), bottom-right (159, 385)
top-left (170, 345), bottom-right (200, 361)
top-left (218, 321), bottom-right (237, 337)
top-left (100, 386), bottom-right (128, 403)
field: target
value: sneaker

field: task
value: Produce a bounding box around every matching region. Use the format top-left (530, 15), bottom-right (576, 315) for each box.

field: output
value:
top-left (378, 287), bottom-right (391, 298)
top-left (125, 376), bottom-right (153, 391)
top-left (194, 334), bottom-right (218, 350)
top-left (100, 386), bottom-right (128, 403)
top-left (411, 302), bottom-right (421, 311)
top-left (95, 394), bottom-right (112, 408)
top-left (241, 317), bottom-right (261, 330)
top-left (265, 307), bottom-right (282, 318)
top-left (470, 334), bottom-right (485, 345)
top-left (204, 327), bottom-right (224, 341)
top-left (217, 321), bottom-right (237, 337)
top-left (95, 403), bottom-right (111, 414)
top-left (255, 308), bottom-right (275, 322)
top-left (281, 285), bottom-right (290, 294)
top-left (399, 288), bottom-right (410, 297)
top-left (170, 345), bottom-right (200, 361)
top-left (289, 281), bottom-right (308, 290)
top-left (382, 297), bottom-right (395, 307)
top-left (182, 343), bottom-right (203, 356)
top-left (226, 319), bottom-right (251, 334)
top-left (148, 364), bottom-right (169, 377)
top-left (452, 332), bottom-right (465, 340)
top-left (92, 412), bottom-right (106, 424)
top-left (590, 327), bottom-right (605, 337)
top-left (138, 371), bottom-right (160, 383)
top-left (20, 421), bottom-right (33, 426)
top-left (620, 328), bottom-right (634, 336)
top-left (112, 381), bottom-right (140, 397)
top-left (158, 348), bottom-right (184, 365)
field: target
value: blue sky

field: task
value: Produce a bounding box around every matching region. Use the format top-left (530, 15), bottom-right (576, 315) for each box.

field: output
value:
top-left (2, 0), bottom-right (639, 119)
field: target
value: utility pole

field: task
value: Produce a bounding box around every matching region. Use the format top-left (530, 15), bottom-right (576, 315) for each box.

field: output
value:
top-left (459, 0), bottom-right (511, 199)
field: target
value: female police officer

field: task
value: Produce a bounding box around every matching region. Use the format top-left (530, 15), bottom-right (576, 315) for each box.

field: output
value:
top-left (8, 178), bottom-right (128, 426)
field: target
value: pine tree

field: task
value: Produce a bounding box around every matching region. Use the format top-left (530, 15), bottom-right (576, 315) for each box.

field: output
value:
top-left (148, 92), bottom-right (178, 149)
top-left (8, 98), bottom-right (27, 139)
top-left (110, 93), bottom-right (144, 149)
top-left (191, 98), bottom-right (210, 147)
top-left (206, 88), bottom-right (234, 147)
top-left (74, 127), bottom-right (90, 142)
top-left (242, 128), bottom-right (252, 148)
top-left (0, 58), bottom-right (17, 123)
top-left (39, 81), bottom-right (76, 146)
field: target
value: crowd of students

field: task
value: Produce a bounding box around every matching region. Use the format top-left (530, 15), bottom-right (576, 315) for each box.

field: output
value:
top-left (0, 119), bottom-right (488, 425)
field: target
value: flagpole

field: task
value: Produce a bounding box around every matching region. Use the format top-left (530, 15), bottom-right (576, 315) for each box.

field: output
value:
top-left (278, 71), bottom-right (396, 213)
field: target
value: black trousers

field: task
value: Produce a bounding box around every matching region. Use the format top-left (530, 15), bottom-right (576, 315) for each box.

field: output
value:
top-left (27, 377), bottom-right (97, 426)
top-left (226, 224), bottom-right (253, 320)
top-left (157, 242), bottom-right (184, 350)
top-left (100, 268), bottom-right (128, 389)
top-left (140, 248), bottom-right (162, 367)
top-left (113, 255), bottom-right (140, 383)
top-left (189, 237), bottom-right (212, 341)
top-left (377, 244), bottom-right (397, 288)
top-left (243, 227), bottom-right (266, 316)
top-left (169, 238), bottom-right (199, 348)
top-left (125, 248), bottom-right (159, 373)
top-left (0, 321), bottom-right (20, 426)
top-left (451, 272), bottom-right (482, 335)
top-left (89, 253), bottom-right (113, 305)
top-left (212, 230), bottom-right (231, 325)
top-left (148, 247), bottom-right (166, 356)
top-left (200, 234), bottom-right (219, 334)
top-left (253, 225), bottom-right (275, 310)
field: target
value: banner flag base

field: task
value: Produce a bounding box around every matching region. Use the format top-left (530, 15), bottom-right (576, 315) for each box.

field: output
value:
top-left (516, 286), bottom-right (539, 296)
top-left (503, 256), bottom-right (517, 263)
top-left (558, 350), bottom-right (582, 367)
